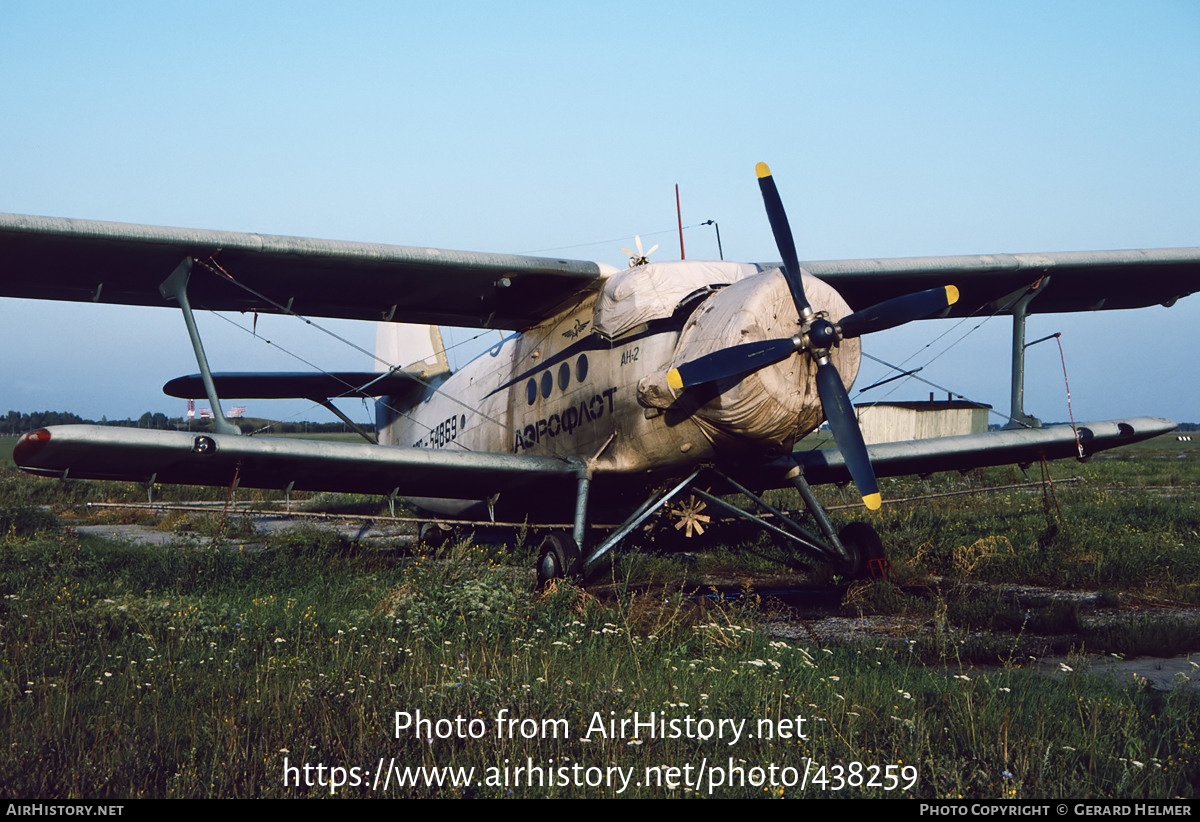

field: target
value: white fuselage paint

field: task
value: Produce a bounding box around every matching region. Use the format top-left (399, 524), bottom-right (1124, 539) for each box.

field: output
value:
top-left (377, 265), bottom-right (858, 519)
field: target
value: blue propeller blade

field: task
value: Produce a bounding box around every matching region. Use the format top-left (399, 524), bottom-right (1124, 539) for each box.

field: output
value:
top-left (839, 286), bottom-right (960, 339)
top-left (757, 162), bottom-right (811, 319)
top-left (667, 338), bottom-right (799, 390)
top-left (815, 361), bottom-right (881, 510)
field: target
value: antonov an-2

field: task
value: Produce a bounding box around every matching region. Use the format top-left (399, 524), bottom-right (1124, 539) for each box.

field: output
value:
top-left (3, 165), bottom-right (1197, 583)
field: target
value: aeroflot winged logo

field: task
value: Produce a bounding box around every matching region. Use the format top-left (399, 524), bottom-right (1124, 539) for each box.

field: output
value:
top-left (562, 319), bottom-right (589, 339)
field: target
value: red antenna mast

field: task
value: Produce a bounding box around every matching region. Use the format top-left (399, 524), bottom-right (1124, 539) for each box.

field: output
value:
top-left (675, 184), bottom-right (685, 259)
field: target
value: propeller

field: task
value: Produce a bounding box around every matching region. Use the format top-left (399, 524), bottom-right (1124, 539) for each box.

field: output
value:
top-left (666, 284), bottom-right (958, 389)
top-left (667, 163), bottom-right (960, 510)
top-left (621, 235), bottom-right (659, 267)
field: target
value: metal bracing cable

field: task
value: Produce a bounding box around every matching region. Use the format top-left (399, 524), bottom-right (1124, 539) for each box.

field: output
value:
top-left (849, 282), bottom-right (1045, 428)
top-left (193, 257), bottom-right (522, 445)
top-left (208, 310), bottom-right (440, 442)
top-left (799, 281), bottom-right (1045, 455)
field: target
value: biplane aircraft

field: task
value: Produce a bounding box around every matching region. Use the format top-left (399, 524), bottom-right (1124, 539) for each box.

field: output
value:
top-left (3, 164), bottom-right (1197, 583)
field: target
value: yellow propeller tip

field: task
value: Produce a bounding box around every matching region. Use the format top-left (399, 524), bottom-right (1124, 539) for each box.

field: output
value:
top-left (666, 369), bottom-right (684, 391)
top-left (755, 162), bottom-right (772, 178)
top-left (863, 493), bottom-right (882, 511)
top-left (945, 285), bottom-right (960, 305)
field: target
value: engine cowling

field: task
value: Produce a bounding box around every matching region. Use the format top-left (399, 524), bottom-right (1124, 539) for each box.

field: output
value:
top-left (639, 268), bottom-right (860, 455)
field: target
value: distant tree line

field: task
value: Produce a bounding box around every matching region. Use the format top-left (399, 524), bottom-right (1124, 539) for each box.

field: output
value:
top-left (1, 410), bottom-right (372, 436)
top-left (2, 410), bottom-right (183, 434)
top-left (3, 410), bottom-right (88, 434)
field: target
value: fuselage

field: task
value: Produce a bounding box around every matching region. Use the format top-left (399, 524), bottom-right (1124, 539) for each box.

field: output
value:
top-left (377, 261), bottom-right (859, 520)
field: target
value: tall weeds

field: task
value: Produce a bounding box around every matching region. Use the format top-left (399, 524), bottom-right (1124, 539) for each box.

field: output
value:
top-left (2, 527), bottom-right (1196, 798)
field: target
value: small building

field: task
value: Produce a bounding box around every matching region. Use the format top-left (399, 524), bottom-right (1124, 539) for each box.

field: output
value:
top-left (854, 400), bottom-right (991, 445)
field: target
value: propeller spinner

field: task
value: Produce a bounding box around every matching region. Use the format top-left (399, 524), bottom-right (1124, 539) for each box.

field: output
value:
top-left (667, 163), bottom-right (959, 510)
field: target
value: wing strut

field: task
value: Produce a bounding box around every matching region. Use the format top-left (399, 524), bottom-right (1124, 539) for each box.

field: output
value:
top-left (159, 258), bottom-right (241, 436)
top-left (312, 398), bottom-right (377, 444)
top-left (1005, 276), bottom-right (1050, 429)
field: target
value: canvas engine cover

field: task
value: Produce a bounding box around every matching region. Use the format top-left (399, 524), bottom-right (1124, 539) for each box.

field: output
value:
top-left (646, 269), bottom-right (860, 454)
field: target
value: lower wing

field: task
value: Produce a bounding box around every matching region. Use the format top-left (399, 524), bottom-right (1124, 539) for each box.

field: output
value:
top-left (13, 417), bottom-right (1174, 501)
top-left (791, 417), bottom-right (1175, 485)
top-left (13, 425), bottom-right (577, 500)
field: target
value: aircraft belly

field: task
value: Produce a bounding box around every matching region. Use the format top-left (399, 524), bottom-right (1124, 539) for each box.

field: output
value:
top-left (402, 497), bottom-right (487, 518)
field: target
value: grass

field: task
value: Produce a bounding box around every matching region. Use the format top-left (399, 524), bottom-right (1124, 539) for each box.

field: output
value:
top-left (1, 527), bottom-right (1197, 798)
top-left (0, 434), bottom-right (1197, 798)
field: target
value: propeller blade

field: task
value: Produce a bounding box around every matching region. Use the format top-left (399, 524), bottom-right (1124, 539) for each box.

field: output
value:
top-left (756, 162), bottom-right (811, 318)
top-left (667, 338), bottom-right (799, 390)
top-left (839, 285), bottom-right (960, 339)
top-left (815, 361), bottom-right (881, 510)
top-left (756, 163), bottom-right (881, 510)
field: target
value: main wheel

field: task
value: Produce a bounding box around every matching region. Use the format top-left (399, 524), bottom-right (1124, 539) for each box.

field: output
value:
top-left (837, 521), bottom-right (886, 579)
top-left (536, 532), bottom-right (582, 588)
top-left (418, 521), bottom-right (453, 548)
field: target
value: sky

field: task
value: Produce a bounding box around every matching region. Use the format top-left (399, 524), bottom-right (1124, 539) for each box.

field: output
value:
top-left (1, 1), bottom-right (1197, 427)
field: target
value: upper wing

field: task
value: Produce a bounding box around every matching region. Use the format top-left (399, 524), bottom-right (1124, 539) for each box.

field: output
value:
top-left (797, 249), bottom-right (1200, 317)
top-left (0, 213), bottom-right (609, 330)
top-left (3, 212), bottom-right (1195, 328)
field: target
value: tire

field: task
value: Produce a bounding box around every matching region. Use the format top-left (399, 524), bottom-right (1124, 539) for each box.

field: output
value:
top-left (418, 521), bottom-right (452, 548)
top-left (837, 521), bottom-right (885, 579)
top-left (536, 532), bottom-right (582, 588)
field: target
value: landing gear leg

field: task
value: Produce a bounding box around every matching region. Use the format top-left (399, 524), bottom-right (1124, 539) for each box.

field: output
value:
top-left (787, 463), bottom-right (888, 580)
top-left (787, 464), bottom-right (850, 561)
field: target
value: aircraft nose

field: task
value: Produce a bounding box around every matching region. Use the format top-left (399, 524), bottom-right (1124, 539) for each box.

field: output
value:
top-left (665, 269), bottom-right (860, 451)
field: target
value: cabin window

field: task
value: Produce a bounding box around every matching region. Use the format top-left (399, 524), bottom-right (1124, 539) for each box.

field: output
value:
top-left (557, 362), bottom-right (571, 391)
top-left (576, 354), bottom-right (589, 382)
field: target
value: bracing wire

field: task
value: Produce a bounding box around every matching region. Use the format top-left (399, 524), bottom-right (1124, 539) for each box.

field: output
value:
top-left (194, 257), bottom-right (521, 446)
top-left (801, 280), bottom-right (1047, 454)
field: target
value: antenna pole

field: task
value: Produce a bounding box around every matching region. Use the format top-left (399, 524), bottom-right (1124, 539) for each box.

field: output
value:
top-left (702, 219), bottom-right (723, 260)
top-left (675, 184), bottom-right (685, 259)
